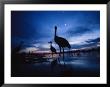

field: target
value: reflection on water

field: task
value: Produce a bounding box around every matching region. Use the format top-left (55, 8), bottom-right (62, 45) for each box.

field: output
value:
top-left (11, 54), bottom-right (100, 77)
top-left (33, 55), bottom-right (99, 72)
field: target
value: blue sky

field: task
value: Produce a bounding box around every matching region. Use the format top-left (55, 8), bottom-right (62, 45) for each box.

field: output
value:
top-left (11, 11), bottom-right (100, 53)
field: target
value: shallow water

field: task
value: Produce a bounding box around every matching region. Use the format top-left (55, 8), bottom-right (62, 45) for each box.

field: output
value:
top-left (12, 55), bottom-right (100, 77)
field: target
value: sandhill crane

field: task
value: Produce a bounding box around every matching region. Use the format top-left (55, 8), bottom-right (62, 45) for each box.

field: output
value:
top-left (48, 41), bottom-right (57, 58)
top-left (54, 26), bottom-right (71, 65)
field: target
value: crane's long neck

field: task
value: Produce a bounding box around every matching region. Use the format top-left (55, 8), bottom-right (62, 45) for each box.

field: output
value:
top-left (49, 43), bottom-right (52, 47)
top-left (50, 43), bottom-right (52, 47)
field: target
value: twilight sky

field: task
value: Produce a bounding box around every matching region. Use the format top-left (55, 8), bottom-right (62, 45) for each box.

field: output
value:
top-left (11, 11), bottom-right (100, 53)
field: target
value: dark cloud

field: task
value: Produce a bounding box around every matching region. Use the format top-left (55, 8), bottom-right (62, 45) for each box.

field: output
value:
top-left (67, 26), bottom-right (92, 37)
top-left (71, 42), bottom-right (98, 49)
top-left (70, 37), bottom-right (100, 49)
top-left (86, 37), bottom-right (100, 44)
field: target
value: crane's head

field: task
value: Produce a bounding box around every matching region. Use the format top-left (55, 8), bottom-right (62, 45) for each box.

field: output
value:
top-left (48, 41), bottom-right (52, 44)
top-left (55, 26), bottom-right (57, 30)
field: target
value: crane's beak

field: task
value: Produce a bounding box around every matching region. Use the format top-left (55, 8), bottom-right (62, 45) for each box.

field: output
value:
top-left (48, 41), bottom-right (52, 43)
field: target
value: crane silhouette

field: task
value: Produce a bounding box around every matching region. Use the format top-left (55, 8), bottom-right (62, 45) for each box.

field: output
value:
top-left (48, 41), bottom-right (57, 58)
top-left (48, 41), bottom-right (59, 72)
top-left (54, 26), bottom-right (71, 65)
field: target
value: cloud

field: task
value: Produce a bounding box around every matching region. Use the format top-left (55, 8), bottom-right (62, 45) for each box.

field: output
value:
top-left (66, 26), bottom-right (92, 37)
top-left (19, 47), bottom-right (38, 53)
top-left (86, 37), bottom-right (100, 44)
top-left (66, 23), bottom-right (99, 37)
top-left (70, 37), bottom-right (100, 49)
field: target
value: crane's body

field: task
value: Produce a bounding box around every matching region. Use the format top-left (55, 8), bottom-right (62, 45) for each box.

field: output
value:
top-left (54, 36), bottom-right (71, 49)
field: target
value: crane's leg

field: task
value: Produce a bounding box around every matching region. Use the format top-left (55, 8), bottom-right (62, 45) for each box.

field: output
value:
top-left (52, 52), bottom-right (53, 58)
top-left (58, 46), bottom-right (61, 64)
top-left (69, 48), bottom-right (71, 56)
top-left (63, 48), bottom-right (65, 65)
top-left (59, 46), bottom-right (61, 57)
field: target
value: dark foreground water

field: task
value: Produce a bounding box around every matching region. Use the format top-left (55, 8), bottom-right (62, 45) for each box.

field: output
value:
top-left (12, 55), bottom-right (100, 77)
